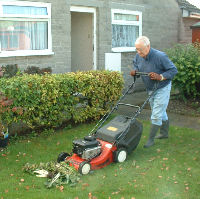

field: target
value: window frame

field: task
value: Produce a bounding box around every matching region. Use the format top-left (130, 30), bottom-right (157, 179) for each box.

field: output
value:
top-left (0, 1), bottom-right (53, 57)
top-left (111, 9), bottom-right (142, 52)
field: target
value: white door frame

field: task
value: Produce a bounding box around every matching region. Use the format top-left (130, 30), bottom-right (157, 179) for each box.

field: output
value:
top-left (70, 6), bottom-right (97, 70)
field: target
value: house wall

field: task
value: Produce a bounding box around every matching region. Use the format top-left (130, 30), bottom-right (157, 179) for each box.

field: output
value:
top-left (0, 0), bottom-right (71, 73)
top-left (0, 0), bottom-right (181, 89)
top-left (179, 17), bottom-right (200, 43)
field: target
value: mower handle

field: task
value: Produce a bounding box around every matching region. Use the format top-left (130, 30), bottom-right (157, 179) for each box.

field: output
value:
top-left (89, 72), bottom-right (158, 135)
top-left (135, 71), bottom-right (149, 76)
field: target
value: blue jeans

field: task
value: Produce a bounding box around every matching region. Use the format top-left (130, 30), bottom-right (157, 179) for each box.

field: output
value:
top-left (148, 82), bottom-right (171, 126)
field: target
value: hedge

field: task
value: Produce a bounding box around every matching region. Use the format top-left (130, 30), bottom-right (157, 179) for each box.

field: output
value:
top-left (0, 70), bottom-right (124, 132)
top-left (165, 43), bottom-right (200, 99)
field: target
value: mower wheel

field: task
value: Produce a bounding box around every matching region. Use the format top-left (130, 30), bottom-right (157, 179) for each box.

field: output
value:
top-left (78, 162), bottom-right (91, 175)
top-left (114, 148), bottom-right (127, 163)
top-left (57, 152), bottom-right (70, 163)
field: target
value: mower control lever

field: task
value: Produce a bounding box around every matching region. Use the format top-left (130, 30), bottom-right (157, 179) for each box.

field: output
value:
top-left (135, 71), bottom-right (149, 76)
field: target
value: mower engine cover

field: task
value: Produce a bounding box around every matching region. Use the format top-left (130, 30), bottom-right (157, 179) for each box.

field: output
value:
top-left (96, 115), bottom-right (143, 153)
top-left (72, 138), bottom-right (101, 160)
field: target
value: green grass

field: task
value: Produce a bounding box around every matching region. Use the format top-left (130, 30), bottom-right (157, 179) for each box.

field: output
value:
top-left (0, 121), bottom-right (200, 199)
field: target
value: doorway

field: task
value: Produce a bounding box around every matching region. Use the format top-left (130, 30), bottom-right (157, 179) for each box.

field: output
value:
top-left (70, 6), bottom-right (96, 72)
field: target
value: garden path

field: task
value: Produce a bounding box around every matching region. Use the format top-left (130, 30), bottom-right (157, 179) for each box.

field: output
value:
top-left (116, 91), bottom-right (200, 131)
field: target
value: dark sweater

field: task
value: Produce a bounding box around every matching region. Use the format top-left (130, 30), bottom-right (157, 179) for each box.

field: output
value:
top-left (133, 48), bottom-right (178, 91)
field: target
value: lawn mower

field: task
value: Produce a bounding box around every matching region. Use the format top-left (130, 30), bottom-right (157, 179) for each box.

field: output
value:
top-left (57, 72), bottom-right (156, 175)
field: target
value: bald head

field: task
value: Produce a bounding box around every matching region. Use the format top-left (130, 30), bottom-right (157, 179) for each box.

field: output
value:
top-left (135, 36), bottom-right (150, 46)
top-left (135, 36), bottom-right (150, 58)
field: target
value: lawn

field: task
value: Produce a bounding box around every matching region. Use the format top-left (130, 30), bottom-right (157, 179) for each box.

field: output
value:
top-left (0, 120), bottom-right (200, 199)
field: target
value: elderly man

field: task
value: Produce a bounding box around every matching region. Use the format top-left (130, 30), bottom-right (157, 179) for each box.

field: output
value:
top-left (130, 36), bottom-right (178, 148)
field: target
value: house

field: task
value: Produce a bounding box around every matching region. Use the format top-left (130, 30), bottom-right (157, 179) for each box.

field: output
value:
top-left (177, 0), bottom-right (200, 43)
top-left (191, 22), bottom-right (200, 43)
top-left (0, 0), bottom-right (187, 87)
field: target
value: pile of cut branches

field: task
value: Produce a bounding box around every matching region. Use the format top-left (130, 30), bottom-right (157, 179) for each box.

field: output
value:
top-left (23, 161), bottom-right (80, 188)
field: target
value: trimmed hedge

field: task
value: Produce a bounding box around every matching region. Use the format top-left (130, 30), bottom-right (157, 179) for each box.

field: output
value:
top-left (0, 70), bottom-right (124, 131)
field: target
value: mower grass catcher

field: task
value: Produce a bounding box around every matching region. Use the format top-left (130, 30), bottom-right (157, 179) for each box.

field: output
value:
top-left (57, 72), bottom-right (156, 175)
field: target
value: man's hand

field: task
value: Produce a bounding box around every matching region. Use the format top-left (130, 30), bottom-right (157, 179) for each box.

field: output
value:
top-left (149, 72), bottom-right (162, 81)
top-left (130, 70), bottom-right (136, 76)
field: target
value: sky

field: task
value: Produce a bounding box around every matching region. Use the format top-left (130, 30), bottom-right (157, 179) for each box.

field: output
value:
top-left (186, 0), bottom-right (200, 8)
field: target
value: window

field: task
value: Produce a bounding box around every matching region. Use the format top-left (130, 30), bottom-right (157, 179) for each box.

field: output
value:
top-left (0, 1), bottom-right (53, 57)
top-left (111, 9), bottom-right (142, 52)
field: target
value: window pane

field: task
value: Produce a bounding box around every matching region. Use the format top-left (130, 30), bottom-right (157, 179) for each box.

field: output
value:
top-left (0, 21), bottom-right (48, 51)
top-left (0, 34), bottom-right (8, 49)
top-left (9, 34), bottom-right (19, 48)
top-left (112, 24), bottom-right (139, 48)
top-left (3, 5), bottom-right (48, 15)
top-left (114, 13), bottom-right (139, 21)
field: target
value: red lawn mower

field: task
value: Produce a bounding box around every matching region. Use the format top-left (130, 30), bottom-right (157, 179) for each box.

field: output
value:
top-left (57, 72), bottom-right (156, 175)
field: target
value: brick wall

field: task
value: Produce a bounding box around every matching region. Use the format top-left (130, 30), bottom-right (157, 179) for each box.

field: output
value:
top-left (179, 17), bottom-right (200, 43)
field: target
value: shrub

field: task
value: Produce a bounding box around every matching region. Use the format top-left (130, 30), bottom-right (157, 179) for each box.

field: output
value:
top-left (71, 71), bottom-right (123, 122)
top-left (1, 64), bottom-right (21, 78)
top-left (24, 66), bottom-right (52, 75)
top-left (0, 71), bottom-right (124, 132)
top-left (0, 91), bottom-right (13, 130)
top-left (165, 43), bottom-right (200, 99)
top-left (193, 41), bottom-right (200, 53)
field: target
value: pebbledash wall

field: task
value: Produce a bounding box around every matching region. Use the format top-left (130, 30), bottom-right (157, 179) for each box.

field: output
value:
top-left (0, 0), bottom-right (181, 88)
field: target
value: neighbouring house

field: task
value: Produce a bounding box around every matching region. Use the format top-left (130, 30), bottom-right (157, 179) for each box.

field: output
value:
top-left (0, 0), bottom-right (193, 88)
top-left (191, 22), bottom-right (200, 43)
top-left (177, 0), bottom-right (200, 43)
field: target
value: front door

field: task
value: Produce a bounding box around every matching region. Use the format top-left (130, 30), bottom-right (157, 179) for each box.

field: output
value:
top-left (71, 7), bottom-right (96, 72)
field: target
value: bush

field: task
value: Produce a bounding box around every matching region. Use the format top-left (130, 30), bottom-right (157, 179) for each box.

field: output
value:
top-left (165, 43), bottom-right (200, 99)
top-left (193, 41), bottom-right (200, 53)
top-left (0, 71), bottom-right (124, 132)
top-left (24, 66), bottom-right (52, 75)
top-left (0, 91), bottom-right (13, 131)
top-left (1, 64), bottom-right (21, 78)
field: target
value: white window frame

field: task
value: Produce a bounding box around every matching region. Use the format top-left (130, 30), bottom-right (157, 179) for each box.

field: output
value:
top-left (0, 1), bottom-right (53, 57)
top-left (111, 9), bottom-right (142, 52)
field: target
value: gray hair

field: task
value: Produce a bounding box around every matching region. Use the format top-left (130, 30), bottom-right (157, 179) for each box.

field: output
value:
top-left (135, 36), bottom-right (150, 47)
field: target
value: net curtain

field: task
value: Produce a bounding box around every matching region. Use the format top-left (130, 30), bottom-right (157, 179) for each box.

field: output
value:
top-left (112, 24), bottom-right (139, 48)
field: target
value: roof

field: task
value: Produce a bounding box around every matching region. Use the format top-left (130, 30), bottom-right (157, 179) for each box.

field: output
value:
top-left (191, 21), bottom-right (200, 28)
top-left (177, 0), bottom-right (200, 13)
